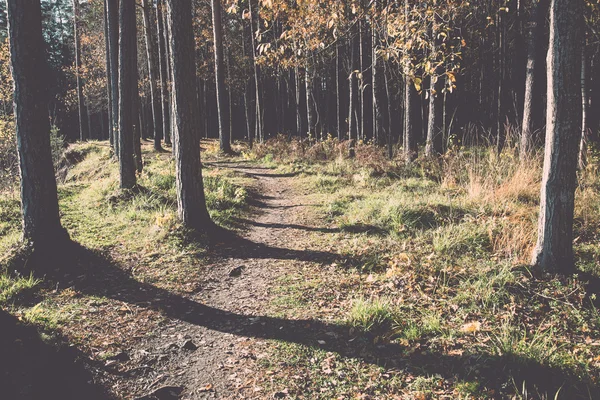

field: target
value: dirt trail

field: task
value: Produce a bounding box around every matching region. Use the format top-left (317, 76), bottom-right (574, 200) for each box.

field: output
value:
top-left (126, 164), bottom-right (323, 399)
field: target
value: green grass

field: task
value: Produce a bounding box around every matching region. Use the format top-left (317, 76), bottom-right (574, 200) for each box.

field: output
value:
top-left (258, 142), bottom-right (600, 399)
top-left (0, 271), bottom-right (40, 307)
top-left (0, 140), bottom-right (253, 353)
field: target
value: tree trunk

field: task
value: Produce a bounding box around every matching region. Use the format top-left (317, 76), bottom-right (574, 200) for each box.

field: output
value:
top-left (103, 0), bottom-right (113, 145)
top-left (295, 65), bottom-right (302, 139)
top-left (403, 0), bottom-right (417, 163)
top-left (157, 0), bottom-right (171, 147)
top-left (142, 0), bottom-right (163, 151)
top-left (211, 0), bottom-right (232, 154)
top-left (305, 62), bottom-right (315, 140)
top-left (359, 19), bottom-right (365, 142)
top-left (520, 0), bottom-right (546, 157)
top-left (118, 0), bottom-right (137, 189)
top-left (72, 0), bottom-right (89, 141)
top-left (348, 37), bottom-right (355, 158)
top-left (579, 42), bottom-right (588, 170)
top-left (372, 6), bottom-right (380, 145)
top-left (164, 0), bottom-right (212, 232)
top-left (7, 0), bottom-right (68, 250)
top-left (531, 0), bottom-right (583, 274)
top-left (106, 0), bottom-right (119, 154)
top-left (248, 0), bottom-right (263, 143)
top-left (425, 32), bottom-right (442, 157)
top-left (336, 42), bottom-right (341, 140)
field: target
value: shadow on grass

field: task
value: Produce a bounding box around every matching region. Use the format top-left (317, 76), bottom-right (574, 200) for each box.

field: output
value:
top-left (232, 218), bottom-right (387, 236)
top-left (11, 239), bottom-right (599, 399)
top-left (0, 308), bottom-right (113, 400)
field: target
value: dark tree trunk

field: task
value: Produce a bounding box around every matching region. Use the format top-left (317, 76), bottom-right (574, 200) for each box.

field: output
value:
top-left (142, 0), bottom-right (164, 151)
top-left (336, 42), bottom-right (341, 140)
top-left (118, 0), bottom-right (137, 189)
top-left (106, 0), bottom-right (119, 153)
top-left (404, 77), bottom-right (417, 162)
top-left (72, 0), bottom-right (89, 141)
top-left (348, 37), bottom-right (355, 158)
top-left (531, 0), bottom-right (583, 274)
top-left (305, 62), bottom-right (315, 140)
top-left (103, 0), bottom-right (113, 144)
top-left (165, 0), bottom-right (212, 232)
top-left (579, 42), bottom-right (588, 169)
top-left (295, 65), bottom-right (302, 139)
top-left (249, 0), bottom-right (263, 143)
top-left (211, 0), bottom-right (232, 154)
top-left (157, 0), bottom-right (171, 147)
top-left (7, 0), bottom-right (68, 250)
top-left (520, 0), bottom-right (547, 157)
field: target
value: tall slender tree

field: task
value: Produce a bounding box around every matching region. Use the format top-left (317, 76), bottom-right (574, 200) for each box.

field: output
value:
top-left (165, 0), bottom-right (213, 232)
top-left (106, 0), bottom-right (119, 153)
top-left (531, 0), bottom-right (583, 273)
top-left (7, 0), bottom-right (68, 251)
top-left (211, 0), bottom-right (232, 154)
top-left (118, 0), bottom-right (137, 189)
top-left (142, 0), bottom-right (163, 151)
top-left (72, 0), bottom-right (89, 141)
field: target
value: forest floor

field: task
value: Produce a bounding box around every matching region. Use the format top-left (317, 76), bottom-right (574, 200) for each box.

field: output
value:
top-left (2, 139), bottom-right (600, 399)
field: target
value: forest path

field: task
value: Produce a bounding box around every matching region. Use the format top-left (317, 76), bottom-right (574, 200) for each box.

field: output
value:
top-left (129, 162), bottom-right (328, 400)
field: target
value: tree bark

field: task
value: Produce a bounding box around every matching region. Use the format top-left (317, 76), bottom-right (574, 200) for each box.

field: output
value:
top-left (295, 65), bottom-right (302, 139)
top-left (403, 0), bottom-right (417, 162)
top-left (165, 0), bottom-right (212, 232)
top-left (106, 0), bottom-right (119, 154)
top-left (305, 62), bottom-right (315, 140)
top-left (142, 0), bottom-right (163, 151)
top-left (248, 0), bottom-right (263, 143)
top-left (531, 0), bottom-right (583, 274)
top-left (157, 0), bottom-right (171, 146)
top-left (118, 0), bottom-right (137, 189)
top-left (211, 0), bottom-right (232, 154)
top-left (72, 0), bottom-right (89, 142)
top-left (7, 0), bottom-right (68, 250)
top-left (103, 0), bottom-right (113, 144)
top-left (520, 0), bottom-right (547, 157)
top-left (579, 42), bottom-right (588, 170)
top-left (348, 37), bottom-right (355, 158)
top-left (336, 42), bottom-right (341, 140)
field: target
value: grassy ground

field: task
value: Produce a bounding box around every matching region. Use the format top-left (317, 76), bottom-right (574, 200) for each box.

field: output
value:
top-left (2, 136), bottom-right (600, 399)
top-left (251, 137), bottom-right (600, 399)
top-left (0, 140), bottom-right (252, 356)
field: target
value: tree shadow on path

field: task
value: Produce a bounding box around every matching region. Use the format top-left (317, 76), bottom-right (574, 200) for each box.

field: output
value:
top-left (18, 240), bottom-right (600, 400)
top-left (0, 308), bottom-right (113, 400)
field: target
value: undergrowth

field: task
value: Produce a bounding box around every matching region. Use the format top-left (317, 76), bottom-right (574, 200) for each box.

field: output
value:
top-left (253, 137), bottom-right (600, 399)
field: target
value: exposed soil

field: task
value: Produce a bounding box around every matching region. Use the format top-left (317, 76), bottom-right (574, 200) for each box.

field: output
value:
top-left (116, 163), bottom-right (328, 399)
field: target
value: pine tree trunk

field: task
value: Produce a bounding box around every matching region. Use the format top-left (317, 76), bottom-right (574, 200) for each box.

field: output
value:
top-left (73, 0), bottom-right (89, 142)
top-left (579, 43), bottom-right (588, 170)
top-left (157, 0), bottom-right (171, 147)
top-left (248, 0), bottom-right (263, 143)
top-left (531, 0), bottom-right (583, 274)
top-left (164, 0), bottom-right (212, 232)
top-left (372, 6), bottom-right (380, 145)
top-left (106, 0), bottom-right (119, 154)
top-left (295, 65), bottom-right (302, 139)
top-left (305, 62), bottom-right (315, 140)
top-left (142, 0), bottom-right (163, 151)
top-left (520, 0), bottom-right (546, 157)
top-left (118, 0), bottom-right (137, 189)
top-left (336, 42), bottom-right (341, 140)
top-left (359, 19), bottom-right (365, 142)
top-left (403, 0), bottom-right (417, 163)
top-left (211, 0), bottom-right (232, 154)
top-left (348, 37), bottom-right (355, 158)
top-left (7, 0), bottom-right (68, 250)
top-left (103, 0), bottom-right (113, 145)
